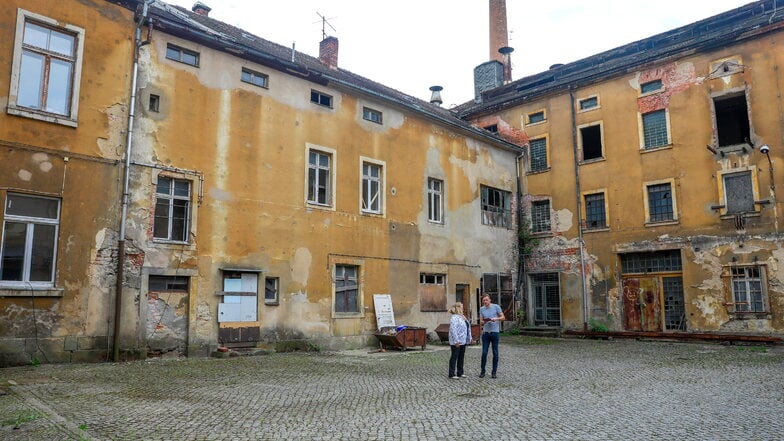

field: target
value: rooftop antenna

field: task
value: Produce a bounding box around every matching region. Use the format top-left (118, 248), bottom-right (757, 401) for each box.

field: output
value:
top-left (315, 12), bottom-right (337, 39)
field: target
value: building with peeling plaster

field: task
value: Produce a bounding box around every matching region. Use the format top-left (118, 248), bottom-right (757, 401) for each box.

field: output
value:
top-left (0, 0), bottom-right (522, 365)
top-left (459, 0), bottom-right (784, 339)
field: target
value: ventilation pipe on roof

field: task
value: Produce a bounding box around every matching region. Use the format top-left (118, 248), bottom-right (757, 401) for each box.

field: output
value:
top-left (192, 1), bottom-right (211, 16)
top-left (429, 86), bottom-right (443, 106)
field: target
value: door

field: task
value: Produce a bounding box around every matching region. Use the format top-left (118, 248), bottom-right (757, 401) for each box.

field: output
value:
top-left (456, 284), bottom-right (470, 317)
top-left (622, 277), bottom-right (661, 331)
top-left (531, 273), bottom-right (561, 326)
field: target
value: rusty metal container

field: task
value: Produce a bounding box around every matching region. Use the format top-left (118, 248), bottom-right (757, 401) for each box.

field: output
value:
top-left (375, 326), bottom-right (427, 351)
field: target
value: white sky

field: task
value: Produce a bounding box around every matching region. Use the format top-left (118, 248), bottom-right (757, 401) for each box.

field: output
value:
top-left (163, 0), bottom-right (753, 107)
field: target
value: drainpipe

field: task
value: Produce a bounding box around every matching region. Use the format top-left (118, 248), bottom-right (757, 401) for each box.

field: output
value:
top-left (114, 0), bottom-right (153, 362)
top-left (515, 151), bottom-right (527, 324)
top-left (763, 148), bottom-right (778, 233)
top-left (568, 86), bottom-right (589, 331)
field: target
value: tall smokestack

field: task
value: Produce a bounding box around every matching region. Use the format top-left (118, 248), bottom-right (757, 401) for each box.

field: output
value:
top-left (489, 0), bottom-right (512, 82)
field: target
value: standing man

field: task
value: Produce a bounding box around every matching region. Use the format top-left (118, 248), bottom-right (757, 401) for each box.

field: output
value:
top-left (479, 294), bottom-right (505, 378)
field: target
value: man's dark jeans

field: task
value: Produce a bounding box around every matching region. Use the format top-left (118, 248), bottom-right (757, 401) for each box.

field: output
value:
top-left (481, 332), bottom-right (500, 375)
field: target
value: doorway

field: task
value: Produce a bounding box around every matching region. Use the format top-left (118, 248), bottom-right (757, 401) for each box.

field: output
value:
top-left (530, 273), bottom-right (561, 326)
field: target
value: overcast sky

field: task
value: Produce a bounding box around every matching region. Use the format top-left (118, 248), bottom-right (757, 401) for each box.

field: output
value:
top-left (163, 0), bottom-right (753, 107)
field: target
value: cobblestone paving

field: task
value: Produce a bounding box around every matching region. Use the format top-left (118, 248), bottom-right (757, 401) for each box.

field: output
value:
top-left (1, 337), bottom-right (782, 440)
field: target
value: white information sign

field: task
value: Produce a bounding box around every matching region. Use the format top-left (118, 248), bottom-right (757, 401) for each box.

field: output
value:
top-left (373, 294), bottom-right (396, 329)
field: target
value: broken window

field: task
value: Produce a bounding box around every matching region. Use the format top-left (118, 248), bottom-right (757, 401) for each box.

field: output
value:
top-left (149, 275), bottom-right (189, 292)
top-left (529, 138), bottom-right (548, 172)
top-left (481, 185), bottom-right (511, 228)
top-left (579, 96), bottom-right (598, 111)
top-left (730, 266), bottom-right (766, 313)
top-left (642, 110), bottom-right (669, 149)
top-left (153, 177), bottom-right (191, 242)
top-left (527, 110), bottom-right (546, 125)
top-left (218, 271), bottom-right (258, 322)
top-left (362, 107), bottom-right (382, 124)
top-left (149, 94), bottom-right (160, 112)
top-left (640, 79), bottom-right (663, 94)
top-left (8, 10), bottom-right (85, 125)
top-left (310, 90), bottom-right (333, 108)
top-left (427, 178), bottom-right (443, 223)
top-left (264, 277), bottom-right (279, 305)
top-left (580, 124), bottom-right (603, 161)
top-left (483, 124), bottom-right (498, 133)
top-left (584, 192), bottom-right (607, 229)
top-left (361, 161), bottom-right (383, 214)
top-left (420, 273), bottom-right (447, 312)
top-left (530, 200), bottom-right (551, 234)
top-left (166, 43), bottom-right (199, 67)
top-left (0, 193), bottom-right (60, 287)
top-left (647, 183), bottom-right (674, 222)
top-left (307, 149), bottom-right (332, 206)
top-left (713, 93), bottom-right (750, 147)
top-left (241, 67), bottom-right (268, 88)
top-left (335, 265), bottom-right (359, 314)
top-left (723, 171), bottom-right (755, 214)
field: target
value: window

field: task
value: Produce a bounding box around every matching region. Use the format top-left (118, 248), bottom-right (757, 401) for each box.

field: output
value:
top-left (335, 265), bottom-right (359, 314)
top-left (307, 149), bottom-right (332, 206)
top-left (165, 44), bottom-right (199, 66)
top-left (584, 193), bottom-right (607, 229)
top-left (646, 183), bottom-right (674, 222)
top-left (580, 124), bottom-right (603, 161)
top-left (149, 94), bottom-right (160, 112)
top-left (153, 177), bottom-right (191, 242)
top-left (480, 185), bottom-right (511, 228)
top-left (579, 96), bottom-right (599, 111)
top-left (1, 194), bottom-right (60, 287)
top-left (361, 161), bottom-right (383, 214)
top-left (483, 124), bottom-right (498, 133)
top-left (149, 275), bottom-right (189, 292)
top-left (427, 178), bottom-right (443, 223)
top-left (8, 10), bottom-right (85, 126)
top-left (621, 250), bottom-right (681, 274)
top-left (241, 68), bottom-right (268, 88)
top-left (723, 171), bottom-right (755, 214)
top-left (264, 277), bottom-right (279, 305)
top-left (362, 107), bottom-right (382, 124)
top-left (642, 110), bottom-right (669, 149)
top-left (713, 93), bottom-right (750, 147)
top-left (420, 273), bottom-right (447, 312)
top-left (311, 90), bottom-right (332, 107)
top-left (640, 79), bottom-right (663, 94)
top-left (529, 138), bottom-right (548, 172)
top-left (218, 271), bottom-right (258, 322)
top-left (530, 200), bottom-right (551, 234)
top-left (730, 266), bottom-right (766, 313)
top-left (527, 110), bottom-right (546, 125)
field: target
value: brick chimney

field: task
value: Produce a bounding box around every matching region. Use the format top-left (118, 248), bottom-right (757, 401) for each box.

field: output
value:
top-left (489, 0), bottom-right (512, 82)
top-left (192, 1), bottom-right (211, 16)
top-left (319, 36), bottom-right (339, 70)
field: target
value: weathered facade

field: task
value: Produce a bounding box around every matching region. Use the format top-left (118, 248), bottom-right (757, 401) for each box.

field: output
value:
top-left (460, 0), bottom-right (784, 337)
top-left (0, 0), bottom-right (135, 365)
top-left (0, 0), bottom-right (521, 365)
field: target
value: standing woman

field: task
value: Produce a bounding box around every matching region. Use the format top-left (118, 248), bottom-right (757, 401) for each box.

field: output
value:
top-left (448, 302), bottom-right (471, 379)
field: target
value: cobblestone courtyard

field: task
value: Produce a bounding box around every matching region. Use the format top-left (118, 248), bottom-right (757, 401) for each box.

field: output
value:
top-left (1, 337), bottom-right (782, 440)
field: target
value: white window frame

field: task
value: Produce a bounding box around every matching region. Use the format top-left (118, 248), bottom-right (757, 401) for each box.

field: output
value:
top-left (241, 67), bottom-right (268, 88)
top-left (0, 193), bottom-right (61, 288)
top-left (638, 109), bottom-right (671, 150)
top-left (305, 144), bottom-right (336, 210)
top-left (362, 107), bottom-right (382, 124)
top-left (360, 157), bottom-right (385, 215)
top-left (153, 175), bottom-right (192, 243)
top-left (427, 178), bottom-right (444, 224)
top-left (8, 9), bottom-right (85, 127)
top-left (729, 265), bottom-right (768, 313)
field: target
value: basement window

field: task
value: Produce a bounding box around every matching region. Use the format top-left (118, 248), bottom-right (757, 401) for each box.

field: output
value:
top-left (580, 124), bottom-right (603, 161)
top-left (166, 44), bottom-right (199, 67)
top-left (311, 90), bottom-right (333, 108)
top-left (713, 92), bottom-right (750, 148)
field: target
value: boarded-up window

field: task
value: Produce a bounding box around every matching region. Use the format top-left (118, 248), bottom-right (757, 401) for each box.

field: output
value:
top-left (724, 171), bottom-right (754, 214)
top-left (420, 273), bottom-right (446, 311)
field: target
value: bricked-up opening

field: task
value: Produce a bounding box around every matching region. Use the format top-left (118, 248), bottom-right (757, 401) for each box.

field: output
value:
top-left (580, 125), bottom-right (603, 160)
top-left (319, 36), bottom-right (339, 69)
top-left (714, 93), bottom-right (750, 147)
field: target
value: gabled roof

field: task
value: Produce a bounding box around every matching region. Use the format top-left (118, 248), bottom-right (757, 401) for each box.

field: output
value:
top-left (113, 0), bottom-right (521, 152)
top-left (456, 0), bottom-right (784, 119)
